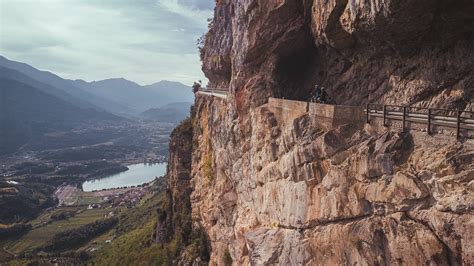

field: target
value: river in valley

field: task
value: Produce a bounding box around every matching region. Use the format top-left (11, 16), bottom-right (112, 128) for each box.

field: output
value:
top-left (82, 163), bottom-right (167, 192)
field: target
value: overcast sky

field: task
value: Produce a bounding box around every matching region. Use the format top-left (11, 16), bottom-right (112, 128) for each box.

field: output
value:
top-left (0, 0), bottom-right (213, 85)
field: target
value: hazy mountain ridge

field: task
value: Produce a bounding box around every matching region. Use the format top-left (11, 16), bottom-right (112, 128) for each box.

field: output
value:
top-left (71, 78), bottom-right (194, 114)
top-left (0, 56), bottom-right (194, 116)
top-left (0, 56), bottom-right (193, 155)
top-left (140, 102), bottom-right (192, 123)
top-left (0, 66), bottom-right (98, 110)
top-left (0, 56), bottom-right (127, 115)
top-left (0, 77), bottom-right (119, 155)
top-left (145, 80), bottom-right (194, 102)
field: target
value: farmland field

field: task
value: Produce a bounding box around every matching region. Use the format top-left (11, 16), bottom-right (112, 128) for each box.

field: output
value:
top-left (5, 208), bottom-right (109, 254)
top-left (77, 193), bottom-right (104, 206)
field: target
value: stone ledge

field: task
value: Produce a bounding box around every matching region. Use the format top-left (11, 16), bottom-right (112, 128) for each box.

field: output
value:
top-left (266, 98), bottom-right (365, 130)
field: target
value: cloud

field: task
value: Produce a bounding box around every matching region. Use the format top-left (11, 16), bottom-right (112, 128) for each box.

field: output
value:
top-left (0, 0), bottom-right (214, 85)
top-left (156, 0), bottom-right (212, 28)
top-left (178, 0), bottom-right (215, 10)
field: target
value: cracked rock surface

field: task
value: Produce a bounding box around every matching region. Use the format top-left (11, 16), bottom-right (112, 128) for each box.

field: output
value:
top-left (189, 96), bottom-right (473, 264)
top-left (179, 0), bottom-right (474, 264)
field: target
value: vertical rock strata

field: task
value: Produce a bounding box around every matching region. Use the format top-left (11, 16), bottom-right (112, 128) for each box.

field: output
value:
top-left (170, 0), bottom-right (474, 264)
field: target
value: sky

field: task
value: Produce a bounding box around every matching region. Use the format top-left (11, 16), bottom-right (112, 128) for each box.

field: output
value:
top-left (0, 0), bottom-right (214, 85)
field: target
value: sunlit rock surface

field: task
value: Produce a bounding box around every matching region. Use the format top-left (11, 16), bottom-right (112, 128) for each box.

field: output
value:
top-left (189, 94), bottom-right (473, 264)
top-left (167, 0), bottom-right (473, 264)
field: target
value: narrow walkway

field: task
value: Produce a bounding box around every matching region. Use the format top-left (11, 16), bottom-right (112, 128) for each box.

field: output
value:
top-left (367, 104), bottom-right (474, 138)
top-left (197, 90), bottom-right (473, 139)
top-left (198, 88), bottom-right (228, 99)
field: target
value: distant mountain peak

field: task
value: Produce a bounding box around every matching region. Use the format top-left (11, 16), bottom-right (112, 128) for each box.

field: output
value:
top-left (145, 80), bottom-right (190, 90)
top-left (91, 77), bottom-right (138, 85)
top-left (0, 56), bottom-right (194, 115)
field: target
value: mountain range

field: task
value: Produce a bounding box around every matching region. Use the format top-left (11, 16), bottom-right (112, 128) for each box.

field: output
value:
top-left (0, 56), bottom-right (194, 155)
top-left (71, 78), bottom-right (193, 114)
top-left (0, 76), bottom-right (119, 155)
top-left (140, 102), bottom-right (192, 123)
top-left (0, 56), bottom-right (194, 116)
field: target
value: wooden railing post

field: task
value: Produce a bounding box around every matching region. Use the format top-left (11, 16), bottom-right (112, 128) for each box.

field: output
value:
top-left (427, 108), bottom-right (432, 135)
top-left (402, 106), bottom-right (406, 131)
top-left (383, 105), bottom-right (387, 127)
top-left (457, 110), bottom-right (461, 139)
top-left (366, 104), bottom-right (370, 124)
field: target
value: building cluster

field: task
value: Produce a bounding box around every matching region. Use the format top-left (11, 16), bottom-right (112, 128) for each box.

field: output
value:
top-left (103, 187), bottom-right (150, 208)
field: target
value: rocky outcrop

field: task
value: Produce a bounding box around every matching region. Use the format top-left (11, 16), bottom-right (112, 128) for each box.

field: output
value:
top-left (172, 0), bottom-right (474, 265)
top-left (164, 116), bottom-right (195, 240)
top-left (166, 117), bottom-right (193, 218)
top-left (155, 118), bottom-right (194, 245)
top-left (189, 91), bottom-right (473, 264)
top-left (202, 0), bottom-right (473, 110)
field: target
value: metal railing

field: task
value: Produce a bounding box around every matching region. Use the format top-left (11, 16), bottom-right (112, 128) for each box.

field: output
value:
top-left (366, 104), bottom-right (474, 138)
top-left (196, 91), bottom-right (473, 138)
top-left (200, 87), bottom-right (229, 94)
top-left (198, 88), bottom-right (230, 99)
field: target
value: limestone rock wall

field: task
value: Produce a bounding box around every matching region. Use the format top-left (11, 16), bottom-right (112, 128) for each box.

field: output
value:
top-left (157, 118), bottom-right (194, 249)
top-left (190, 93), bottom-right (473, 264)
top-left (201, 0), bottom-right (473, 109)
top-left (180, 0), bottom-right (474, 264)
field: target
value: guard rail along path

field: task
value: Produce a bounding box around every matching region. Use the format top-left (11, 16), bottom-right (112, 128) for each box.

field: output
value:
top-left (366, 104), bottom-right (474, 139)
top-left (197, 89), bottom-right (473, 139)
top-left (198, 88), bottom-right (229, 99)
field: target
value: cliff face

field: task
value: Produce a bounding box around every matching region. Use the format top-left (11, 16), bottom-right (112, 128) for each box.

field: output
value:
top-left (202, 0), bottom-right (473, 109)
top-left (155, 118), bottom-right (211, 264)
top-left (191, 95), bottom-right (473, 264)
top-left (156, 118), bottom-right (193, 245)
top-left (169, 0), bottom-right (474, 265)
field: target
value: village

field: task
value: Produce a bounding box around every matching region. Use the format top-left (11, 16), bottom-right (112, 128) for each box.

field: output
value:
top-left (54, 182), bottom-right (154, 209)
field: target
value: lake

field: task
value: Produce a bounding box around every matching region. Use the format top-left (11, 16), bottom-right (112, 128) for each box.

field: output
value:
top-left (82, 163), bottom-right (167, 192)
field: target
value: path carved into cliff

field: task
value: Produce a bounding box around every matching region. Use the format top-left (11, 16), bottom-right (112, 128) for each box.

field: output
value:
top-left (198, 91), bottom-right (474, 139)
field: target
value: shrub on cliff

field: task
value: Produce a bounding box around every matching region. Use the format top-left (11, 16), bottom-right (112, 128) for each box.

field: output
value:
top-left (203, 153), bottom-right (214, 182)
top-left (223, 249), bottom-right (232, 266)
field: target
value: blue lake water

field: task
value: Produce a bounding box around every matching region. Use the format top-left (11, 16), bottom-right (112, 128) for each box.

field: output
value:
top-left (82, 163), bottom-right (167, 192)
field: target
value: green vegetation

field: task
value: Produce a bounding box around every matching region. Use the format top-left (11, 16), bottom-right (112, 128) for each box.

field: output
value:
top-left (203, 153), bottom-right (214, 182)
top-left (93, 191), bottom-right (210, 265)
top-left (94, 220), bottom-right (174, 265)
top-left (76, 193), bottom-right (103, 206)
top-left (54, 161), bottom-right (126, 177)
top-left (1, 181), bottom-right (167, 264)
top-left (11, 162), bottom-right (55, 175)
top-left (171, 117), bottom-right (194, 150)
top-left (5, 208), bottom-right (108, 254)
top-left (223, 249), bottom-right (233, 266)
top-left (182, 226), bottom-right (211, 263)
top-left (50, 210), bottom-right (76, 221)
top-left (92, 191), bottom-right (170, 264)
top-left (0, 249), bottom-right (13, 262)
top-left (114, 193), bottom-right (165, 235)
top-left (0, 224), bottom-right (31, 238)
top-left (43, 217), bottom-right (118, 251)
top-left (1, 112), bottom-right (209, 265)
top-left (0, 182), bottom-right (56, 224)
